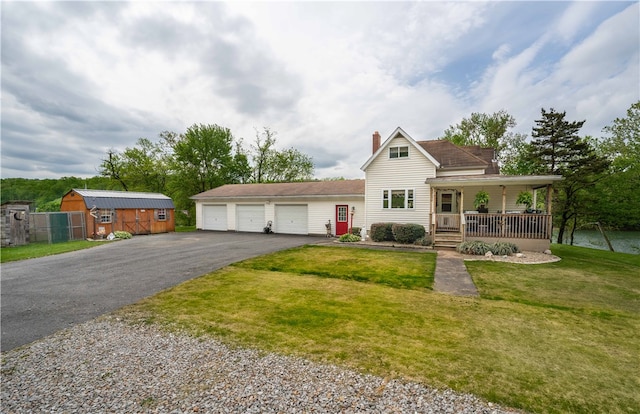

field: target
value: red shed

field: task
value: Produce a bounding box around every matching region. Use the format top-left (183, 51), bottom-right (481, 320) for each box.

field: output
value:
top-left (60, 189), bottom-right (175, 237)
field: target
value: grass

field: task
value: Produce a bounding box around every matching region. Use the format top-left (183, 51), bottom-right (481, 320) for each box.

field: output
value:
top-left (234, 245), bottom-right (436, 290)
top-left (175, 225), bottom-right (196, 232)
top-left (117, 245), bottom-right (640, 413)
top-left (0, 240), bottom-right (104, 263)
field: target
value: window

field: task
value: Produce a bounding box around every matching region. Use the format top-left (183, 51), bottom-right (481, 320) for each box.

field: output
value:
top-left (382, 189), bottom-right (414, 209)
top-left (441, 193), bottom-right (453, 212)
top-left (156, 208), bottom-right (167, 221)
top-left (389, 146), bottom-right (409, 159)
top-left (337, 206), bottom-right (347, 222)
top-left (100, 209), bottom-right (112, 223)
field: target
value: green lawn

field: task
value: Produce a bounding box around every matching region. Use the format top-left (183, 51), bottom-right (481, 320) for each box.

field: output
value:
top-left (0, 240), bottom-right (104, 263)
top-left (117, 245), bottom-right (640, 414)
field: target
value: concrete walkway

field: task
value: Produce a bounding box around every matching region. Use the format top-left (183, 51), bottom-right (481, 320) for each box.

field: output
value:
top-left (433, 250), bottom-right (479, 297)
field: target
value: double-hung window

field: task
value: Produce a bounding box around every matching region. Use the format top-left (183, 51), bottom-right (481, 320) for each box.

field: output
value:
top-left (389, 146), bottom-right (409, 159)
top-left (382, 189), bottom-right (414, 209)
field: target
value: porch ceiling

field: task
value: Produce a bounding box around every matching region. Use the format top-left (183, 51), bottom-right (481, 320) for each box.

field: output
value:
top-left (426, 174), bottom-right (563, 188)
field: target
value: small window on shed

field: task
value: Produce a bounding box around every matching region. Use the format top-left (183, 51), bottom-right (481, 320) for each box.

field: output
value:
top-left (156, 208), bottom-right (167, 221)
top-left (100, 209), bottom-right (112, 223)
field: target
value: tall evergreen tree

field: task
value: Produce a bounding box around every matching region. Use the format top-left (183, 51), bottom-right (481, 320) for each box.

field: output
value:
top-left (529, 108), bottom-right (609, 244)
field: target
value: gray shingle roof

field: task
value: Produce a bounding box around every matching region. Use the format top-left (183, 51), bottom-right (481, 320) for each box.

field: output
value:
top-left (70, 189), bottom-right (175, 209)
top-left (191, 180), bottom-right (365, 199)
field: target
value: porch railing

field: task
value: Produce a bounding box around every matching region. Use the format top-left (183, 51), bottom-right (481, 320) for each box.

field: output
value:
top-left (435, 213), bottom-right (461, 232)
top-left (464, 213), bottom-right (551, 240)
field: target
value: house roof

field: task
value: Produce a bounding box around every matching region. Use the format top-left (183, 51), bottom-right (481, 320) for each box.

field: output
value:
top-left (67, 189), bottom-right (175, 209)
top-left (416, 140), bottom-right (490, 171)
top-left (191, 180), bottom-right (365, 200)
top-left (360, 127), bottom-right (441, 171)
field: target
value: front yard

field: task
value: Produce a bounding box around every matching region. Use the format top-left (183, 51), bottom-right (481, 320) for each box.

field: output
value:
top-left (118, 245), bottom-right (639, 414)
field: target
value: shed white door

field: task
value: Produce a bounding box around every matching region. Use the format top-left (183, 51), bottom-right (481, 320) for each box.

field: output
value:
top-left (275, 205), bottom-right (308, 235)
top-left (236, 205), bottom-right (265, 232)
top-left (202, 205), bottom-right (227, 231)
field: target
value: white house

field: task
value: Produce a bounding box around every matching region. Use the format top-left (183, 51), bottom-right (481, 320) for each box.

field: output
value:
top-left (361, 127), bottom-right (562, 251)
top-left (192, 127), bottom-right (562, 251)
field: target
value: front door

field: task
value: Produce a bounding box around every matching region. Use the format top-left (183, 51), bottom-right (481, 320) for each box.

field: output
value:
top-left (335, 205), bottom-right (349, 235)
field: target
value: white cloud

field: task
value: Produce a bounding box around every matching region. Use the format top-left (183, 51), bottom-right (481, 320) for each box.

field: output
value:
top-left (1, 1), bottom-right (637, 180)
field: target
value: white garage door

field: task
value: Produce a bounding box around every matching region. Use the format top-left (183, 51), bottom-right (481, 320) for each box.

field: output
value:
top-left (202, 205), bottom-right (227, 231)
top-left (236, 205), bottom-right (265, 232)
top-left (275, 205), bottom-right (308, 235)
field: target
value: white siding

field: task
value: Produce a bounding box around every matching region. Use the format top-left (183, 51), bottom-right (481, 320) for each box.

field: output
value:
top-left (306, 199), bottom-right (365, 236)
top-left (196, 197), bottom-right (364, 235)
top-left (461, 185), bottom-right (534, 213)
top-left (364, 136), bottom-right (436, 232)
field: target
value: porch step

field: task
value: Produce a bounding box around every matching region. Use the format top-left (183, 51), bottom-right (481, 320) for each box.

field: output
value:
top-left (433, 232), bottom-right (463, 249)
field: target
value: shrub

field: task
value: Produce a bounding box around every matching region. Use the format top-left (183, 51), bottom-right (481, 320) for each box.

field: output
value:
top-left (457, 241), bottom-right (492, 255)
top-left (491, 242), bottom-right (520, 256)
top-left (414, 235), bottom-right (433, 246)
top-left (339, 233), bottom-right (362, 243)
top-left (370, 223), bottom-right (394, 242)
top-left (350, 226), bottom-right (362, 236)
top-left (114, 231), bottom-right (132, 239)
top-left (392, 223), bottom-right (426, 244)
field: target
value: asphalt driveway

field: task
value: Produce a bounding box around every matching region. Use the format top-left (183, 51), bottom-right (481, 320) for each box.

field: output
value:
top-left (1, 231), bottom-right (323, 351)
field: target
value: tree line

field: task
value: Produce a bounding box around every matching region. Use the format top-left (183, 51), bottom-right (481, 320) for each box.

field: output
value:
top-left (2, 102), bottom-right (638, 237)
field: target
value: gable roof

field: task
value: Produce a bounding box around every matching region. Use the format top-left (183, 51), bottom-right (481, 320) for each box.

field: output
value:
top-left (191, 179), bottom-right (365, 200)
top-left (66, 189), bottom-right (175, 209)
top-left (417, 140), bottom-right (491, 171)
top-left (360, 127), bottom-right (441, 171)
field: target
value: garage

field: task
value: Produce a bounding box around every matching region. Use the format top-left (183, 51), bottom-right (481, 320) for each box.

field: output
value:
top-left (275, 204), bottom-right (308, 235)
top-left (236, 205), bottom-right (265, 232)
top-left (202, 205), bottom-right (227, 231)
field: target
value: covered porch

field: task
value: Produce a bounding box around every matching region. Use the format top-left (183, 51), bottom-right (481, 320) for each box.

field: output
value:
top-left (426, 175), bottom-right (563, 251)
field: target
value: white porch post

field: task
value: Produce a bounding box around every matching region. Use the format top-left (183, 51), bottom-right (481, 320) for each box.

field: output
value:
top-left (460, 187), bottom-right (465, 241)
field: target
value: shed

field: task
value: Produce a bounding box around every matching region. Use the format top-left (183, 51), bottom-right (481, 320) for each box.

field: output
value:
top-left (191, 180), bottom-right (365, 236)
top-left (1, 201), bottom-right (32, 246)
top-left (60, 189), bottom-right (175, 237)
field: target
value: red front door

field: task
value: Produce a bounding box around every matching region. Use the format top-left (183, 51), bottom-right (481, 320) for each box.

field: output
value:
top-left (335, 205), bottom-right (348, 235)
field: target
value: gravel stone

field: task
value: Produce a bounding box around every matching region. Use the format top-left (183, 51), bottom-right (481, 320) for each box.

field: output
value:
top-left (1, 318), bottom-right (519, 413)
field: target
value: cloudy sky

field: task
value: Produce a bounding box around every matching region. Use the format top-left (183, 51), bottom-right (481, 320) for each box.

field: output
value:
top-left (1, 1), bottom-right (638, 180)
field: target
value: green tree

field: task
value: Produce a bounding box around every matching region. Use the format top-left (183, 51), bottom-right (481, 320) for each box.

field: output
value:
top-left (168, 124), bottom-right (249, 222)
top-left (591, 101), bottom-right (640, 229)
top-left (529, 108), bottom-right (610, 243)
top-left (99, 137), bottom-right (171, 193)
top-left (249, 127), bottom-right (314, 183)
top-left (441, 110), bottom-right (529, 174)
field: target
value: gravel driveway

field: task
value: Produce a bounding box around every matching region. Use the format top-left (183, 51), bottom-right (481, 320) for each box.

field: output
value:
top-left (1, 231), bottom-right (322, 351)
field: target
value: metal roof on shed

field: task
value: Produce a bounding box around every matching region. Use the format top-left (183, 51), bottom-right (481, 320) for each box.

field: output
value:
top-left (69, 189), bottom-right (175, 209)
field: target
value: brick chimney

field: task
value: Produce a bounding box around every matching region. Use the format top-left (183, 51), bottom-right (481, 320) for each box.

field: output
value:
top-left (372, 131), bottom-right (381, 154)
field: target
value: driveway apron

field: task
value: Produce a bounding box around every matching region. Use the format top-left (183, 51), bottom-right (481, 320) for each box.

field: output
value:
top-left (1, 232), bottom-right (321, 351)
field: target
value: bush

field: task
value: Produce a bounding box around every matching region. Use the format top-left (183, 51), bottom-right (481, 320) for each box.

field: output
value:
top-left (491, 242), bottom-right (520, 256)
top-left (350, 226), bottom-right (362, 236)
top-left (339, 233), bottom-right (361, 243)
top-left (414, 235), bottom-right (432, 246)
top-left (114, 231), bottom-right (132, 239)
top-left (370, 223), bottom-right (394, 242)
top-left (457, 241), bottom-right (521, 256)
top-left (392, 223), bottom-right (426, 244)
top-left (457, 241), bottom-right (492, 255)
